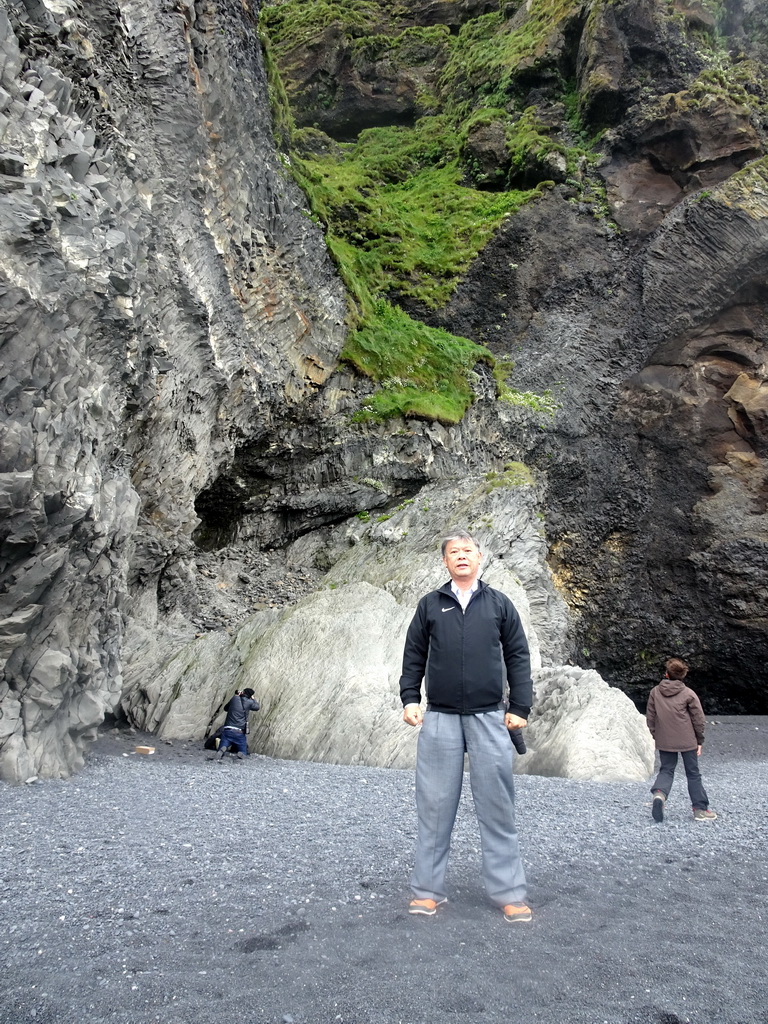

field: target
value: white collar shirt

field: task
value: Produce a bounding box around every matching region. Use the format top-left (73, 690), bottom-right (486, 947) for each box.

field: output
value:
top-left (451, 579), bottom-right (478, 612)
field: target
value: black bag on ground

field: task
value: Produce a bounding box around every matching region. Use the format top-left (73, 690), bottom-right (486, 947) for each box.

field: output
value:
top-left (204, 726), bottom-right (224, 751)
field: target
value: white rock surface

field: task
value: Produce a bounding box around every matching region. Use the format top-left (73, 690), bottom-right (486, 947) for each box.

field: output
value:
top-left (518, 666), bottom-right (655, 781)
top-left (135, 582), bottom-right (416, 766)
top-left (137, 477), bottom-right (558, 769)
top-left (236, 582), bottom-right (417, 767)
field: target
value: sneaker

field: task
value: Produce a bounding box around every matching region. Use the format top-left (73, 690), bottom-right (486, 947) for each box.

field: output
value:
top-left (693, 808), bottom-right (718, 821)
top-left (652, 790), bottom-right (666, 823)
top-left (408, 897), bottom-right (446, 916)
top-left (502, 903), bottom-right (532, 923)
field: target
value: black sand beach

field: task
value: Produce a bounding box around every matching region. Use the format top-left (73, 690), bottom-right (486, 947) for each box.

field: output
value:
top-left (2, 717), bottom-right (767, 1024)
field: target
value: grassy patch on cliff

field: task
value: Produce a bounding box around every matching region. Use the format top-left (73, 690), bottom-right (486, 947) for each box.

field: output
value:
top-left (484, 461), bottom-right (536, 490)
top-left (689, 59), bottom-right (768, 115)
top-left (291, 118), bottom-right (553, 422)
top-left (262, 1), bottom-right (381, 57)
top-left (285, 111), bottom-right (549, 423)
top-left (294, 116), bottom-right (540, 309)
top-left (348, 301), bottom-right (492, 422)
top-left (259, 0), bottom-right (579, 423)
top-left (719, 154), bottom-right (768, 206)
top-left (439, 0), bottom-right (583, 111)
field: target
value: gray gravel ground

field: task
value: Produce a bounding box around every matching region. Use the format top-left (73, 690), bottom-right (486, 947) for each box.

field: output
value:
top-left (1, 717), bottom-right (767, 1024)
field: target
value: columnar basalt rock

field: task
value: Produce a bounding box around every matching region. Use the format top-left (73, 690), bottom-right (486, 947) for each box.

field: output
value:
top-left (0, 0), bottom-right (347, 781)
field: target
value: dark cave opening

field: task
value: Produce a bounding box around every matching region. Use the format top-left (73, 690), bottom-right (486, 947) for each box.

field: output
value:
top-left (617, 662), bottom-right (767, 716)
top-left (193, 473), bottom-right (256, 551)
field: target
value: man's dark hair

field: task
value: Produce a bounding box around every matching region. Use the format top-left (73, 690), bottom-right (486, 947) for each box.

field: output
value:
top-left (665, 658), bottom-right (689, 680)
top-left (242, 687), bottom-right (255, 698)
top-left (441, 529), bottom-right (480, 558)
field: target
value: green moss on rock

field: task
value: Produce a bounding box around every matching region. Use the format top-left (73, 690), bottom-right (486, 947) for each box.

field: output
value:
top-left (439, 0), bottom-right (584, 112)
top-left (261, 1), bottom-right (381, 58)
top-left (346, 301), bottom-right (492, 424)
top-left (484, 461), bottom-right (536, 489)
top-left (260, 0), bottom-right (587, 423)
top-left (295, 118), bottom-right (540, 309)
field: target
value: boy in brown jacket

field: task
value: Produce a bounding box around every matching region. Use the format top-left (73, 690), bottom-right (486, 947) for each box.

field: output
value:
top-left (646, 658), bottom-right (717, 823)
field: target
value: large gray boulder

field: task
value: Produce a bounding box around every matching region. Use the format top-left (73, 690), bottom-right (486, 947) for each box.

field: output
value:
top-left (124, 584), bottom-right (653, 781)
top-left (519, 666), bottom-right (655, 781)
top-left (124, 476), bottom-right (556, 768)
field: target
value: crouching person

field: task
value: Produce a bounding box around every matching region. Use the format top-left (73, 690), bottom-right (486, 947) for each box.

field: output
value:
top-left (217, 687), bottom-right (260, 760)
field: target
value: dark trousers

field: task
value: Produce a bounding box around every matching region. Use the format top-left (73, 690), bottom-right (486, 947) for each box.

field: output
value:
top-left (218, 728), bottom-right (247, 756)
top-left (652, 749), bottom-right (709, 810)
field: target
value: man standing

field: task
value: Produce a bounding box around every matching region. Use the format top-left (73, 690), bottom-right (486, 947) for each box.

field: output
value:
top-left (400, 529), bottom-right (533, 922)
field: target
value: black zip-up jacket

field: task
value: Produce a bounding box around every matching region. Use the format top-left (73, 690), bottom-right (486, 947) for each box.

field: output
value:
top-left (222, 694), bottom-right (260, 732)
top-left (399, 580), bottom-right (533, 717)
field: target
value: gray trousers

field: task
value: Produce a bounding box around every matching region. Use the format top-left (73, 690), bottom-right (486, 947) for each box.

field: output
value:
top-left (410, 709), bottom-right (527, 906)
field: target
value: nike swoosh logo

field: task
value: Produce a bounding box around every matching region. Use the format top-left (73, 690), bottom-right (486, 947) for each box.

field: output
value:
top-left (441, 607), bottom-right (454, 613)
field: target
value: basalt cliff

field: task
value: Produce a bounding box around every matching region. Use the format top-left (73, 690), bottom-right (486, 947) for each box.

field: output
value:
top-left (1, 0), bottom-right (766, 782)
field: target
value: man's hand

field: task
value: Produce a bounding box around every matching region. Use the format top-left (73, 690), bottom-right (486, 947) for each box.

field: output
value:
top-left (505, 713), bottom-right (527, 730)
top-left (697, 744), bottom-right (702, 756)
top-left (403, 703), bottom-right (423, 727)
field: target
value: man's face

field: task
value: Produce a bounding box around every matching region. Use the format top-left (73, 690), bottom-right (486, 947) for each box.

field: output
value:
top-left (443, 538), bottom-right (482, 586)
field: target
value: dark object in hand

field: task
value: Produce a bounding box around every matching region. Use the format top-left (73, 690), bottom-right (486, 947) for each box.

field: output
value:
top-left (508, 727), bottom-right (526, 754)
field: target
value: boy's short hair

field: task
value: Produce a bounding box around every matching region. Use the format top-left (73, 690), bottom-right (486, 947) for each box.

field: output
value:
top-left (665, 657), bottom-right (689, 680)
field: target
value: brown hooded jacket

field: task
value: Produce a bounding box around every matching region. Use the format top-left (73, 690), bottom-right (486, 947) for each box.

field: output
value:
top-left (646, 678), bottom-right (706, 752)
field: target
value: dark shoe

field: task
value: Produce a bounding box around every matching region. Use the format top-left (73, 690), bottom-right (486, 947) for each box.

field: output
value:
top-left (502, 903), bottom-right (532, 923)
top-left (652, 790), bottom-right (666, 823)
top-left (408, 897), bottom-right (446, 916)
top-left (693, 808), bottom-right (717, 821)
